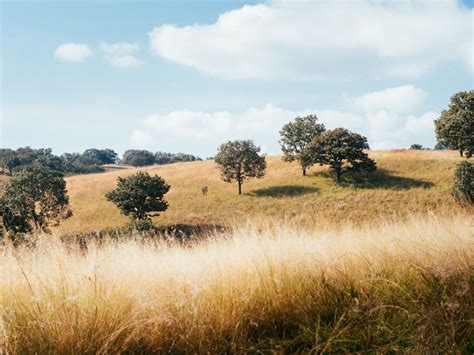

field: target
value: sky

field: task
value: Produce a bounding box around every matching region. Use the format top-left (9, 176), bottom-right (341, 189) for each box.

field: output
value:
top-left (1, 0), bottom-right (473, 157)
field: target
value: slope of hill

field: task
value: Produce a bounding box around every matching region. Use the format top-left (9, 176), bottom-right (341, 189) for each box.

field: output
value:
top-left (58, 150), bottom-right (465, 234)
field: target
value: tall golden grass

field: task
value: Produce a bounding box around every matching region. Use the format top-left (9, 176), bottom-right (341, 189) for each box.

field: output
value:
top-left (58, 150), bottom-right (464, 235)
top-left (1, 212), bottom-right (473, 353)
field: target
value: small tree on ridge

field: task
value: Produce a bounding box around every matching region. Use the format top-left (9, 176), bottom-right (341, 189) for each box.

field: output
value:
top-left (302, 128), bottom-right (376, 183)
top-left (215, 140), bottom-right (266, 195)
top-left (279, 115), bottom-right (326, 176)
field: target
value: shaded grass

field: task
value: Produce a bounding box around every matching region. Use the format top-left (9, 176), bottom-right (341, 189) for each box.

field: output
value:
top-left (312, 169), bottom-right (434, 190)
top-left (1, 212), bottom-right (473, 353)
top-left (249, 185), bottom-right (319, 197)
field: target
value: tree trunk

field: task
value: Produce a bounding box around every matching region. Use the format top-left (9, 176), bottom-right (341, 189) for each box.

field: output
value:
top-left (460, 150), bottom-right (464, 157)
top-left (238, 181), bottom-right (242, 195)
top-left (302, 167), bottom-right (306, 176)
top-left (335, 169), bottom-right (341, 184)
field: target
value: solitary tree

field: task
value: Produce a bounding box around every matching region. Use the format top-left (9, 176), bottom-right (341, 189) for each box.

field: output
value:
top-left (105, 172), bottom-right (170, 229)
top-left (434, 90), bottom-right (473, 158)
top-left (0, 166), bottom-right (72, 238)
top-left (122, 150), bottom-right (156, 167)
top-left (279, 115), bottom-right (326, 176)
top-left (410, 144), bottom-right (423, 150)
top-left (215, 140), bottom-right (266, 194)
top-left (302, 128), bottom-right (376, 183)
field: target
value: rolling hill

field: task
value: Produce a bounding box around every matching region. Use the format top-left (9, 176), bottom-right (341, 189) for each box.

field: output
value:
top-left (58, 150), bottom-right (464, 235)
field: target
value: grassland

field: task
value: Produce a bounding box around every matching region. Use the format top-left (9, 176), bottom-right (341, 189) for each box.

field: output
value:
top-left (59, 150), bottom-right (464, 235)
top-left (1, 213), bottom-right (473, 353)
top-left (1, 150), bottom-right (472, 353)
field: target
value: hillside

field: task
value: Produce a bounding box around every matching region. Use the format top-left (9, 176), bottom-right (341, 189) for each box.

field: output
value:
top-left (58, 150), bottom-right (465, 234)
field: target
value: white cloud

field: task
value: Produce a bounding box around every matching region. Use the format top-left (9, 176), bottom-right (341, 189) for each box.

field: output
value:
top-left (131, 86), bottom-right (438, 156)
top-left (351, 85), bottom-right (427, 113)
top-left (54, 43), bottom-right (92, 62)
top-left (149, 0), bottom-right (472, 79)
top-left (100, 41), bottom-right (144, 68)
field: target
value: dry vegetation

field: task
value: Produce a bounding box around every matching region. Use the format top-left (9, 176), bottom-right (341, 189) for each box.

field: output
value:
top-left (1, 150), bottom-right (472, 353)
top-left (1, 213), bottom-right (473, 353)
top-left (59, 150), bottom-right (464, 234)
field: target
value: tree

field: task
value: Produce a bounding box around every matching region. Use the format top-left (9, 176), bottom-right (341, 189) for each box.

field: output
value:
top-left (434, 142), bottom-right (447, 150)
top-left (122, 150), bottom-right (155, 167)
top-left (80, 148), bottom-right (118, 165)
top-left (302, 128), bottom-right (376, 183)
top-left (0, 166), bottom-right (72, 237)
top-left (452, 160), bottom-right (473, 204)
top-left (279, 115), bottom-right (326, 176)
top-left (215, 140), bottom-right (266, 194)
top-left (410, 144), bottom-right (423, 150)
top-left (434, 90), bottom-right (473, 158)
top-left (105, 172), bottom-right (170, 229)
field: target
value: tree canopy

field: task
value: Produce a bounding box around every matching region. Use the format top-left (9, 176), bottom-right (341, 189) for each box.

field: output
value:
top-left (0, 166), bottom-right (72, 238)
top-left (122, 150), bottom-right (156, 167)
top-left (105, 172), bottom-right (170, 227)
top-left (215, 140), bottom-right (266, 194)
top-left (302, 128), bottom-right (376, 183)
top-left (279, 114), bottom-right (326, 175)
top-left (435, 90), bottom-right (473, 158)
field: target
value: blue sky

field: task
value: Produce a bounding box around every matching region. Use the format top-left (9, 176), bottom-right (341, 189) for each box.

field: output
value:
top-left (1, 0), bottom-right (473, 157)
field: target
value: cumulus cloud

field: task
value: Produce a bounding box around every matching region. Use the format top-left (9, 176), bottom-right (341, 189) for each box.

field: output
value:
top-left (54, 43), bottom-right (92, 62)
top-left (131, 85), bottom-right (438, 155)
top-left (99, 41), bottom-right (143, 68)
top-left (351, 85), bottom-right (427, 113)
top-left (149, 0), bottom-right (472, 79)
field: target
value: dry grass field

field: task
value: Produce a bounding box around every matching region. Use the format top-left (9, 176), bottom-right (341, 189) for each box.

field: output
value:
top-left (1, 214), bottom-right (472, 353)
top-left (58, 150), bottom-right (465, 235)
top-left (1, 150), bottom-right (473, 353)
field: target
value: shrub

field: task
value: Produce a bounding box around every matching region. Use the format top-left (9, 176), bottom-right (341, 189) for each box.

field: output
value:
top-left (452, 160), bottom-right (473, 204)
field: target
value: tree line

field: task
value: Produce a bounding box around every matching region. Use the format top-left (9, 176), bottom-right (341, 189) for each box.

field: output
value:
top-left (0, 90), bottom-right (472, 240)
top-left (0, 147), bottom-right (202, 176)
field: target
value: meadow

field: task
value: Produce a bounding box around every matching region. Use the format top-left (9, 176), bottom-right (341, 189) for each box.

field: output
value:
top-left (59, 150), bottom-right (463, 235)
top-left (0, 150), bottom-right (473, 353)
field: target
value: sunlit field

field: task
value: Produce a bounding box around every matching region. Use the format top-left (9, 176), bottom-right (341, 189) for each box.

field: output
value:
top-left (58, 150), bottom-right (464, 235)
top-left (1, 150), bottom-right (472, 353)
top-left (1, 213), bottom-right (473, 353)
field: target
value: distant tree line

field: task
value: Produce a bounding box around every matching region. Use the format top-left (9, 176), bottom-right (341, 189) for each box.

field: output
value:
top-left (0, 147), bottom-right (203, 175)
top-left (0, 147), bottom-right (118, 175)
top-left (122, 150), bottom-right (202, 167)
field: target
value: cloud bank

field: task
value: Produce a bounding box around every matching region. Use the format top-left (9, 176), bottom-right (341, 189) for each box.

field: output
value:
top-left (131, 85), bottom-right (439, 155)
top-left (149, 0), bottom-right (472, 79)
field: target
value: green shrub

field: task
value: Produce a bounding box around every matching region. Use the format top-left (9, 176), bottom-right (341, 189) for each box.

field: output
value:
top-left (452, 160), bottom-right (473, 204)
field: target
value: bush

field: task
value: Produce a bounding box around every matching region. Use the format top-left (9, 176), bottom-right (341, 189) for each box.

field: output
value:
top-left (452, 160), bottom-right (473, 204)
